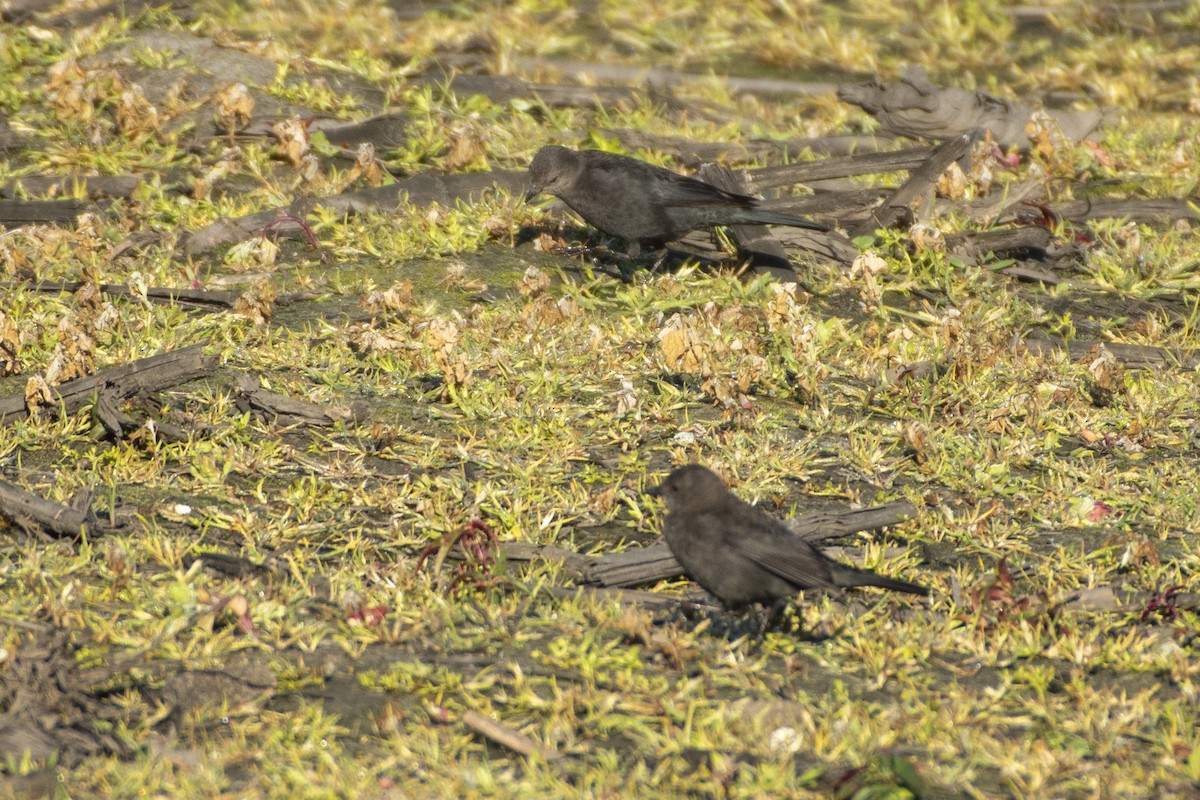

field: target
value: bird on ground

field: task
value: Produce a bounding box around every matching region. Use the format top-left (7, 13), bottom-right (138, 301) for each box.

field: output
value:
top-left (526, 145), bottom-right (828, 258)
top-left (649, 464), bottom-right (928, 609)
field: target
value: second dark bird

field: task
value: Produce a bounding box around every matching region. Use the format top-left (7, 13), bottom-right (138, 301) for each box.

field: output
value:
top-left (650, 465), bottom-right (928, 609)
top-left (526, 145), bottom-right (828, 258)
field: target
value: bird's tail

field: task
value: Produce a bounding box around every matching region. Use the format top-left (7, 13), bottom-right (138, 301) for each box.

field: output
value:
top-left (829, 564), bottom-right (929, 596)
top-left (741, 209), bottom-right (830, 232)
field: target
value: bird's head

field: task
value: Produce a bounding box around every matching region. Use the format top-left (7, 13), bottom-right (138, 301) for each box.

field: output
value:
top-left (525, 145), bottom-right (579, 202)
top-left (647, 464), bottom-right (729, 513)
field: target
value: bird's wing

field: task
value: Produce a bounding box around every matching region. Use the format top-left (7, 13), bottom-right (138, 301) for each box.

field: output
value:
top-left (727, 505), bottom-right (841, 591)
top-left (650, 173), bottom-right (759, 209)
top-left (582, 150), bottom-right (760, 209)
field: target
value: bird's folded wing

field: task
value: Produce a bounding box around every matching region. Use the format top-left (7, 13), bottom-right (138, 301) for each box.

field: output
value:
top-left (734, 526), bottom-right (840, 591)
top-left (650, 175), bottom-right (758, 209)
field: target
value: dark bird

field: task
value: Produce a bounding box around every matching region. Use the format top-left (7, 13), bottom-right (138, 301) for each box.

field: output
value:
top-left (649, 465), bottom-right (928, 609)
top-left (526, 145), bottom-right (828, 257)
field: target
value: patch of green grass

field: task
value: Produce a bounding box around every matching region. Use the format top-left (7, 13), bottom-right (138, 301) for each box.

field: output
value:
top-left (1, 0), bottom-right (1199, 797)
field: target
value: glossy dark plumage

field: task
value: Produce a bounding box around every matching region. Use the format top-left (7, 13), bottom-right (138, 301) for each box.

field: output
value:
top-left (526, 145), bottom-right (827, 257)
top-left (650, 465), bottom-right (928, 609)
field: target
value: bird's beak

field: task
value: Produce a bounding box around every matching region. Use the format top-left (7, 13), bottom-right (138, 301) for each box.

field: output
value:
top-left (524, 187), bottom-right (541, 203)
top-left (645, 483), bottom-right (662, 498)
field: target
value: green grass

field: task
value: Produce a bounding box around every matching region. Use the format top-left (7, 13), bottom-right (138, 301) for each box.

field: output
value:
top-left (0, 1), bottom-right (1198, 797)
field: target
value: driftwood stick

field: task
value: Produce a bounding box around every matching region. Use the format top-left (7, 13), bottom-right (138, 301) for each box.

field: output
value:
top-left (0, 479), bottom-right (88, 537)
top-left (92, 387), bottom-right (136, 440)
top-left (604, 128), bottom-right (901, 164)
top-left (15, 282), bottom-right (241, 309)
top-left (0, 198), bottom-right (88, 225)
top-left (0, 344), bottom-right (217, 426)
top-left (459, 710), bottom-right (564, 762)
top-left (1050, 197), bottom-right (1200, 225)
top-left (851, 135), bottom-right (971, 237)
top-left (789, 501), bottom-right (920, 541)
top-left (2, 175), bottom-right (142, 199)
top-left (748, 146), bottom-right (936, 190)
top-left (427, 72), bottom-right (644, 112)
top-left (232, 373), bottom-right (358, 427)
top-left (767, 189), bottom-right (892, 241)
top-left (945, 226), bottom-right (1055, 265)
top-left (512, 56), bottom-right (836, 100)
top-left (999, 265), bottom-right (1081, 287)
top-left (581, 544), bottom-right (684, 590)
top-left (1017, 337), bottom-right (1199, 369)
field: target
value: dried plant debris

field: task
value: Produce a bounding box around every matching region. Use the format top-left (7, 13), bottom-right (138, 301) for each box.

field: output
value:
top-left (0, 1), bottom-right (1197, 797)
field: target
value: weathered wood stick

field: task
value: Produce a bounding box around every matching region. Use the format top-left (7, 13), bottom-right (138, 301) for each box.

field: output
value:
top-left (0, 479), bottom-right (88, 538)
top-left (0, 344), bottom-right (217, 426)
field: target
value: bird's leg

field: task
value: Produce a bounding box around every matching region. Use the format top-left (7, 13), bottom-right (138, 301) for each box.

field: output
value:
top-left (666, 597), bottom-right (766, 642)
top-left (645, 248), bottom-right (670, 276)
top-left (554, 243), bottom-right (636, 282)
top-left (765, 598), bottom-right (796, 632)
top-left (559, 239), bottom-right (674, 281)
top-left (663, 600), bottom-right (724, 638)
top-left (561, 243), bottom-right (611, 259)
top-left (601, 240), bottom-right (664, 280)
top-left (747, 599), bottom-right (799, 650)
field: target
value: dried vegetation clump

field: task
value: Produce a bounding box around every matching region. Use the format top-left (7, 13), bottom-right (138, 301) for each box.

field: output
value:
top-left (0, 0), bottom-right (1197, 797)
